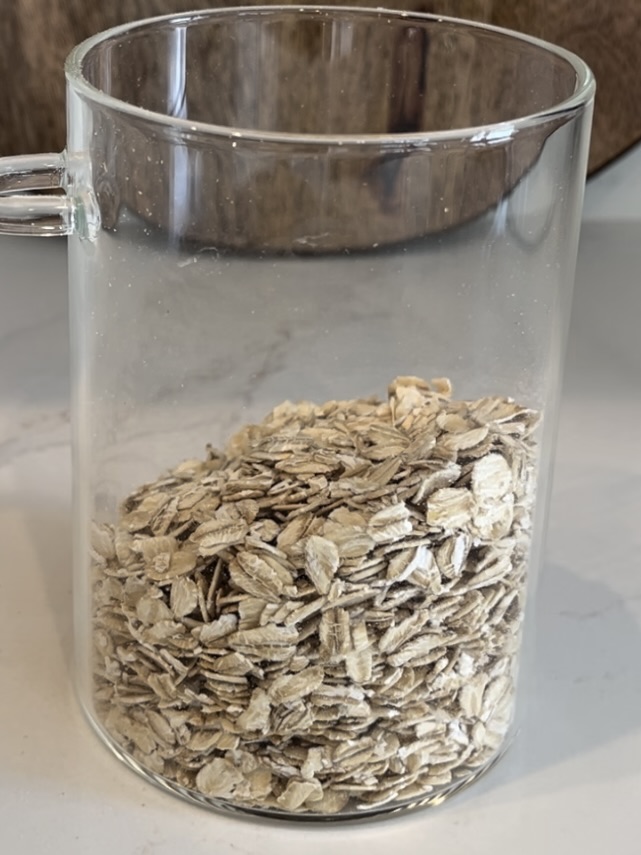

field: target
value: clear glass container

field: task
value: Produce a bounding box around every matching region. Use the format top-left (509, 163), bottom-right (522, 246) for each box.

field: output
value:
top-left (0, 6), bottom-right (594, 820)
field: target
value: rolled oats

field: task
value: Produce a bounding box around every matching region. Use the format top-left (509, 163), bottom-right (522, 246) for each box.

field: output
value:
top-left (91, 376), bottom-right (538, 815)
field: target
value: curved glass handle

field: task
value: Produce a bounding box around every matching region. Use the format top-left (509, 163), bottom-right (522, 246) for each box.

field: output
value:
top-left (0, 152), bottom-right (74, 236)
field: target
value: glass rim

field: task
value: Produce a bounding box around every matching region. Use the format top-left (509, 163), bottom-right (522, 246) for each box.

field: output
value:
top-left (65, 4), bottom-right (596, 147)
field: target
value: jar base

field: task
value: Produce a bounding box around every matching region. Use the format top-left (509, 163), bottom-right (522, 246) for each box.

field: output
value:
top-left (82, 703), bottom-right (512, 822)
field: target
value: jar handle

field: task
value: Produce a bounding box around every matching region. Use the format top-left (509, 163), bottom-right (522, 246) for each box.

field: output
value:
top-left (0, 152), bottom-right (74, 236)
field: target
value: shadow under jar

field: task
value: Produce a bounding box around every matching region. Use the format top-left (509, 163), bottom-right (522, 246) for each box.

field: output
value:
top-left (0, 5), bottom-right (594, 820)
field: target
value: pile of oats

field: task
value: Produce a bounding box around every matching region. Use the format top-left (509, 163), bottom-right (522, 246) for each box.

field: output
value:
top-left (91, 376), bottom-right (538, 815)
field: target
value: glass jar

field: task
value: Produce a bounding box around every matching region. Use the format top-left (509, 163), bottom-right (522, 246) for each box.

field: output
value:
top-left (0, 6), bottom-right (594, 820)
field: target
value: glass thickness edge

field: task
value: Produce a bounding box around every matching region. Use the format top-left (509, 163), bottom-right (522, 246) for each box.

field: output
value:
top-left (64, 4), bottom-right (596, 147)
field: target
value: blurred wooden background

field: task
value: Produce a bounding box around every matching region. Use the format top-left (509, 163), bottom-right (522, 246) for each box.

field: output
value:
top-left (1, 0), bottom-right (639, 171)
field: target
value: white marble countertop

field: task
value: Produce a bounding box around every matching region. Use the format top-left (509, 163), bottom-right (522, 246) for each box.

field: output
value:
top-left (1, 146), bottom-right (640, 854)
